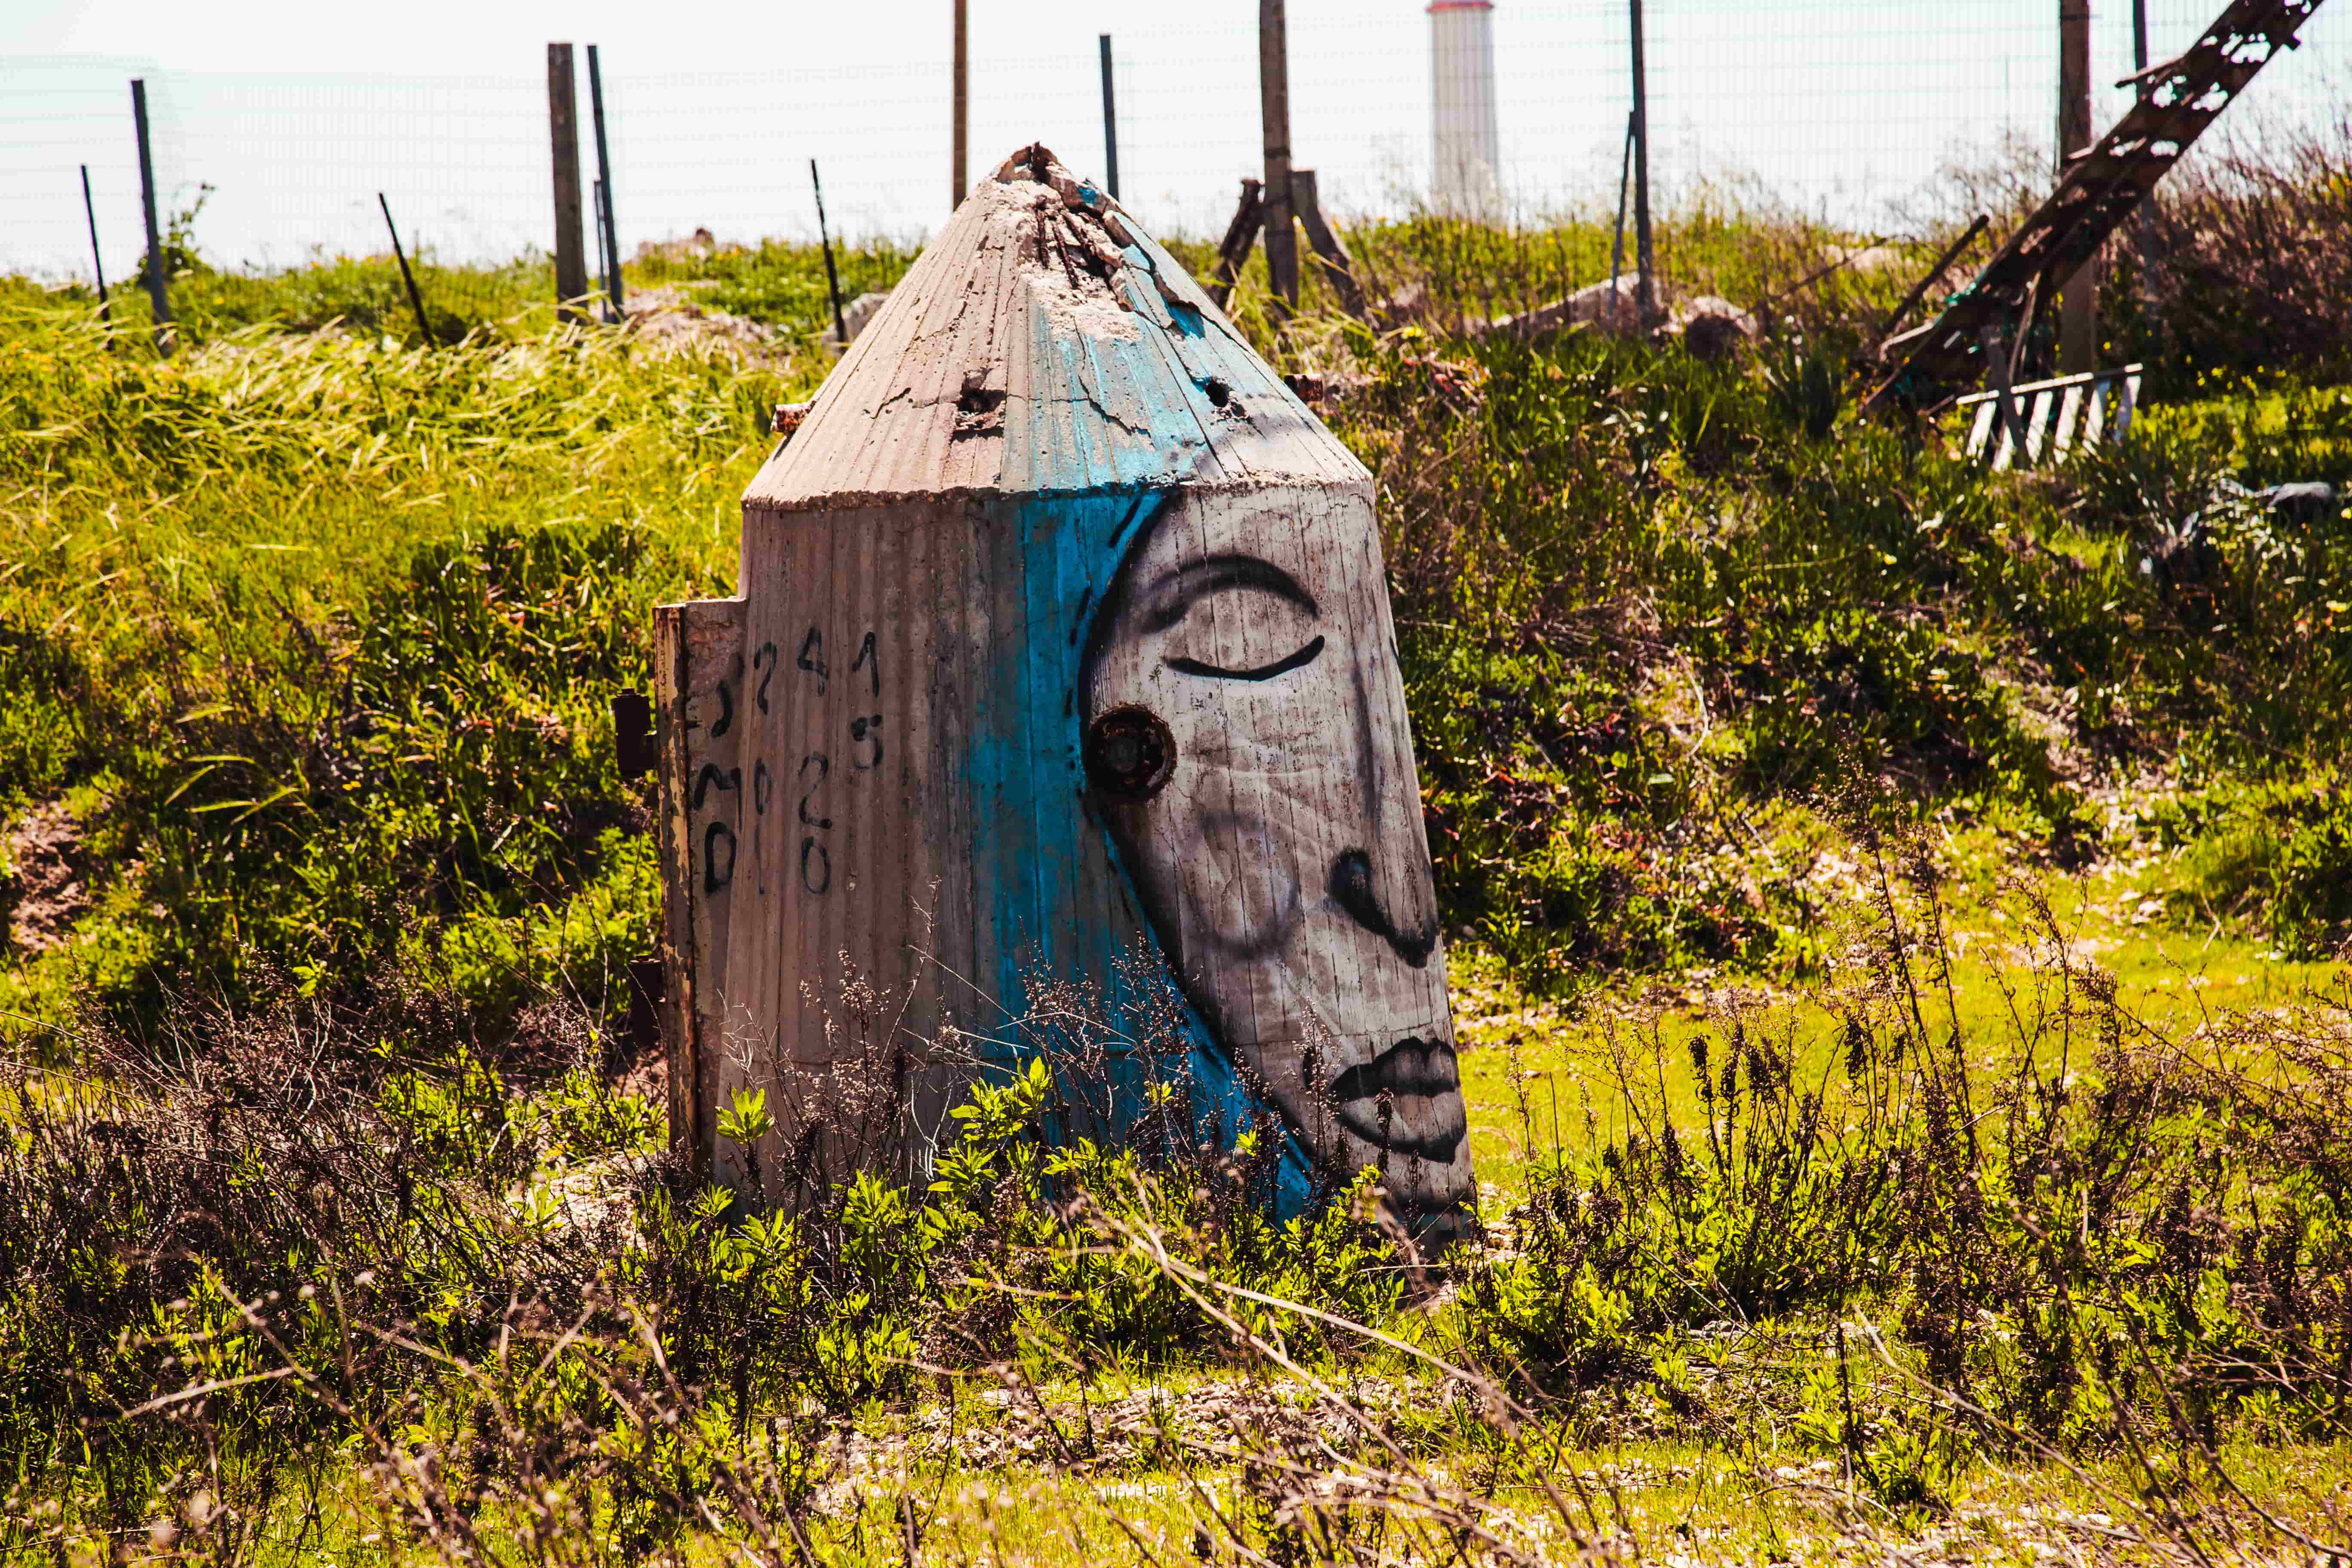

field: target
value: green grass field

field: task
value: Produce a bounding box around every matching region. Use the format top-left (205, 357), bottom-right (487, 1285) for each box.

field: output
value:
top-left (5, 202), bottom-right (2352, 1565)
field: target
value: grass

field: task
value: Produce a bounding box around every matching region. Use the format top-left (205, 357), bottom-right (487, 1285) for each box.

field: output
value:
top-left (6, 164), bottom-right (2352, 1564)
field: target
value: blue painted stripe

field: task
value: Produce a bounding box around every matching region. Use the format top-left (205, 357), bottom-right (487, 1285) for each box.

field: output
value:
top-left (958, 488), bottom-right (1314, 1217)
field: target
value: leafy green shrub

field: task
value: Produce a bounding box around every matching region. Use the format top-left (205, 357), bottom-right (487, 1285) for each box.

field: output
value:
top-left (1338, 332), bottom-right (2086, 983)
top-left (2154, 766), bottom-right (2352, 956)
top-left (0, 306), bottom-right (789, 1031)
top-left (1455, 864), bottom-right (2352, 1463)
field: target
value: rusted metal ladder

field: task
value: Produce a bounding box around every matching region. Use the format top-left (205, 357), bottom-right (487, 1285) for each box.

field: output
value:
top-left (1862, 0), bottom-right (2325, 417)
top-left (1959, 363), bottom-right (2143, 470)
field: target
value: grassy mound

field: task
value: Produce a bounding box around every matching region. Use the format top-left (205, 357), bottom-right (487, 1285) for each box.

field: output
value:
top-left (4, 178), bottom-right (2352, 1562)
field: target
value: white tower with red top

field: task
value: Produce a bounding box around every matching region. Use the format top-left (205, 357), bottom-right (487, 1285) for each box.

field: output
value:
top-left (1430, 0), bottom-right (1501, 218)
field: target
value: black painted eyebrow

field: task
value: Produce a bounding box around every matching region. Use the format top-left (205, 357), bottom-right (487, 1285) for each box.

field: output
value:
top-left (1166, 635), bottom-right (1326, 683)
top-left (1137, 553), bottom-right (1319, 634)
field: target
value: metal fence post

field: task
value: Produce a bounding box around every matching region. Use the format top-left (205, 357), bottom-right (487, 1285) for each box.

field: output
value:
top-left (588, 43), bottom-right (623, 321)
top-left (1629, 0), bottom-right (1655, 318)
top-left (130, 79), bottom-right (172, 355)
top-left (1099, 34), bottom-right (1120, 201)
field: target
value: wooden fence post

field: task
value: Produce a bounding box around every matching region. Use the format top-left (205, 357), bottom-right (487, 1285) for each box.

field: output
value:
top-left (1259, 0), bottom-right (1299, 312)
top-left (1291, 170), bottom-right (1366, 319)
top-left (547, 43), bottom-right (588, 318)
top-left (1210, 178), bottom-right (1266, 309)
top-left (952, 0), bottom-right (969, 209)
top-left (2058, 0), bottom-right (2098, 373)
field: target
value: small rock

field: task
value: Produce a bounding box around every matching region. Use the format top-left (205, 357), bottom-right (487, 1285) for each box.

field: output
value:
top-left (2264, 480), bottom-right (2338, 525)
top-left (1826, 243), bottom-right (1906, 274)
top-left (2140, 515), bottom-right (2217, 588)
top-left (1673, 296), bottom-right (1758, 361)
top-left (828, 290), bottom-right (892, 348)
top-left (1492, 276), bottom-right (1649, 340)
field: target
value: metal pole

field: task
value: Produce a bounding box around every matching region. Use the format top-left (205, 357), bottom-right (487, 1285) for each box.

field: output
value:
top-left (592, 178), bottom-right (611, 307)
top-left (813, 159), bottom-right (848, 344)
top-left (588, 42), bottom-right (624, 320)
top-left (130, 79), bottom-right (172, 355)
top-left (379, 193), bottom-right (435, 344)
top-left (548, 43), bottom-right (588, 318)
top-left (80, 165), bottom-right (111, 329)
top-left (952, 0), bottom-right (968, 209)
top-left (1628, 0), bottom-right (1654, 318)
top-left (1608, 111), bottom-right (1632, 326)
top-left (1099, 34), bottom-right (1121, 200)
top-left (1259, 0), bottom-right (1299, 312)
top-left (611, 180), bottom-right (630, 312)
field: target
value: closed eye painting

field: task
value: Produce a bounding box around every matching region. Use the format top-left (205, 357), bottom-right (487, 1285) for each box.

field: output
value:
top-left (656, 144), bottom-right (1474, 1250)
top-left (1082, 486), bottom-right (1474, 1247)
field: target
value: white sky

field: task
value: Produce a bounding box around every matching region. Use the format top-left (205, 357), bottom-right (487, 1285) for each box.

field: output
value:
top-left (4, 0), bottom-right (2347, 278)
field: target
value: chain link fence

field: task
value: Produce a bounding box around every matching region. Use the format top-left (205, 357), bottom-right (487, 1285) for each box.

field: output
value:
top-left (5, 0), bottom-right (2348, 284)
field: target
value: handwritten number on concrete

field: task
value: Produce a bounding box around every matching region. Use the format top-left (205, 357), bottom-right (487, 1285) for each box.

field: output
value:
top-left (850, 715), bottom-right (884, 770)
top-left (776, 629), bottom-right (879, 899)
top-left (704, 821), bottom-right (736, 894)
top-left (797, 753), bottom-right (832, 830)
top-left (692, 765), bottom-right (740, 811)
top-left (694, 766), bottom-right (742, 894)
top-left (752, 642), bottom-right (778, 714)
top-left (852, 631), bottom-right (879, 698)
top-left (797, 628), bottom-right (827, 692)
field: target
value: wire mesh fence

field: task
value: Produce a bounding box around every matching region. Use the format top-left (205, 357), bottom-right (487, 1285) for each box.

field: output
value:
top-left (5, 0), bottom-right (2349, 287)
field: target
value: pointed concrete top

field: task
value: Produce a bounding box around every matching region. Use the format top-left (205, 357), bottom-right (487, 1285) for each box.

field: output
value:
top-left (745, 144), bottom-right (1369, 510)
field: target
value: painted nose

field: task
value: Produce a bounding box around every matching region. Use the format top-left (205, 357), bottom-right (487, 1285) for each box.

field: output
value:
top-left (1327, 848), bottom-right (1437, 967)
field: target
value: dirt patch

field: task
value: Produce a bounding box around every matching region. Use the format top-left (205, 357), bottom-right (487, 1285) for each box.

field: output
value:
top-left (5, 803), bottom-right (89, 956)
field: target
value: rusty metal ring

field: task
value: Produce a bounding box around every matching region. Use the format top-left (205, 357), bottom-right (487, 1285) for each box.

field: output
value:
top-left (1083, 706), bottom-right (1176, 801)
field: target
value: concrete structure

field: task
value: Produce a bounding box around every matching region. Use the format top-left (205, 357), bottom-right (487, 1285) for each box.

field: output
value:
top-left (1430, 0), bottom-right (1501, 219)
top-left (655, 144), bottom-right (1475, 1247)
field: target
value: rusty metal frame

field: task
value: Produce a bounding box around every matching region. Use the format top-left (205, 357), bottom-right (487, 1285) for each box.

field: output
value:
top-left (1863, 0), bottom-right (2325, 416)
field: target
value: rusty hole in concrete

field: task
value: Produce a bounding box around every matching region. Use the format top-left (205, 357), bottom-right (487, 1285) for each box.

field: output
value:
top-left (1083, 706), bottom-right (1176, 802)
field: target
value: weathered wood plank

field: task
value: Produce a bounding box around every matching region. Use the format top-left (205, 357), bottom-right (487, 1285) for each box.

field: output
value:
top-left (652, 594), bottom-right (744, 1178)
top-left (1965, 401), bottom-right (1997, 460)
top-left (2053, 383), bottom-right (2086, 457)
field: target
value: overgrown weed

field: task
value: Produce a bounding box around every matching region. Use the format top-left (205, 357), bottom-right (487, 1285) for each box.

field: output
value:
top-left (6, 848), bottom-right (2350, 1563)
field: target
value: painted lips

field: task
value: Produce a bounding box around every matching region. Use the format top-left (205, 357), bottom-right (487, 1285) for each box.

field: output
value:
top-left (1329, 1036), bottom-right (1467, 1164)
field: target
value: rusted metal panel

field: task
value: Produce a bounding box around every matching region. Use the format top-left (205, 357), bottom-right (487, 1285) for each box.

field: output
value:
top-left (1865, 0), bottom-right (2323, 414)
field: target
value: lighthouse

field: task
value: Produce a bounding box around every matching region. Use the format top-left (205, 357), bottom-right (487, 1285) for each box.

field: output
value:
top-left (1431, 0), bottom-right (1501, 219)
top-left (654, 145), bottom-right (1477, 1248)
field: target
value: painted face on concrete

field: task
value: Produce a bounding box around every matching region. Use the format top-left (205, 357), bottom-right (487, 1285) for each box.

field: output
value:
top-left (1081, 486), bottom-right (1474, 1246)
